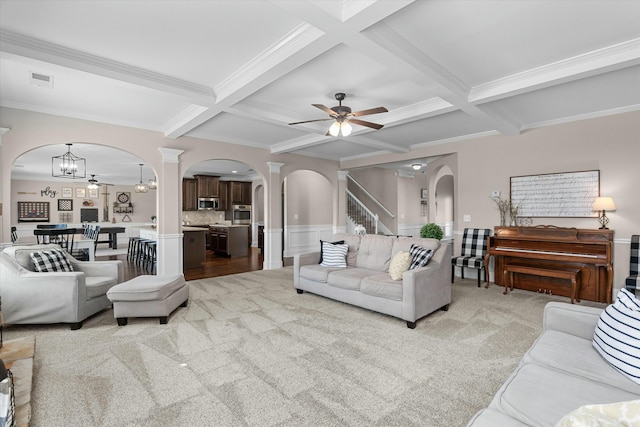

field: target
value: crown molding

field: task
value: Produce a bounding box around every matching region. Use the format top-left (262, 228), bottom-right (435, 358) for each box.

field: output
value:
top-left (0, 30), bottom-right (215, 104)
top-left (469, 38), bottom-right (640, 104)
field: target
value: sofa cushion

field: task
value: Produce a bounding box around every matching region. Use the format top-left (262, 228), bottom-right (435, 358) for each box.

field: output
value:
top-left (496, 362), bottom-right (638, 426)
top-left (327, 268), bottom-right (377, 290)
top-left (3, 244), bottom-right (62, 271)
top-left (389, 251), bottom-right (412, 280)
top-left (86, 276), bottom-right (118, 300)
top-left (593, 288), bottom-right (640, 385)
top-left (333, 233), bottom-right (361, 266)
top-left (299, 264), bottom-right (345, 283)
top-left (320, 242), bottom-right (348, 267)
top-left (467, 408), bottom-right (529, 427)
top-left (524, 330), bottom-right (640, 395)
top-left (361, 273), bottom-right (403, 301)
top-left (355, 234), bottom-right (394, 271)
top-left (392, 237), bottom-right (440, 257)
top-left (30, 249), bottom-right (74, 272)
top-left (409, 244), bottom-right (433, 270)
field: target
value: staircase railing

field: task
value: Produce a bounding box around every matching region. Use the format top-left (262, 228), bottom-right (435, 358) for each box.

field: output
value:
top-left (347, 175), bottom-right (395, 219)
top-left (347, 190), bottom-right (379, 234)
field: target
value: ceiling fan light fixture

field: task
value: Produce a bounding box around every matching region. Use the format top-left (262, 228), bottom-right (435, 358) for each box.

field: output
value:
top-left (329, 121), bottom-right (341, 137)
top-left (340, 121), bottom-right (352, 137)
top-left (134, 164), bottom-right (148, 193)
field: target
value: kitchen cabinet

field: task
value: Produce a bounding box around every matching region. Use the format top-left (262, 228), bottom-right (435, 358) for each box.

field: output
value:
top-left (182, 178), bottom-right (198, 211)
top-left (195, 175), bottom-right (219, 198)
top-left (209, 225), bottom-right (248, 258)
top-left (218, 181), bottom-right (228, 211)
top-left (230, 181), bottom-right (252, 205)
top-left (183, 228), bottom-right (206, 269)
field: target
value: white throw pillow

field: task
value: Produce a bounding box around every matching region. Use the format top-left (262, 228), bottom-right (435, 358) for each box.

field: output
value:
top-left (320, 242), bottom-right (348, 268)
top-left (30, 249), bottom-right (74, 272)
top-left (554, 399), bottom-right (640, 427)
top-left (389, 251), bottom-right (412, 280)
top-left (593, 289), bottom-right (640, 384)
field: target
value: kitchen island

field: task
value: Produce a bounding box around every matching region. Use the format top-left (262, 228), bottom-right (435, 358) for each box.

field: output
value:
top-left (138, 226), bottom-right (208, 269)
top-left (208, 224), bottom-right (249, 258)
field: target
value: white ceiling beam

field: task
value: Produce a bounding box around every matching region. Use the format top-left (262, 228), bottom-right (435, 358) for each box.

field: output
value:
top-left (163, 104), bottom-right (213, 138)
top-left (270, 134), bottom-right (330, 154)
top-left (469, 38), bottom-right (640, 104)
top-left (0, 30), bottom-right (216, 105)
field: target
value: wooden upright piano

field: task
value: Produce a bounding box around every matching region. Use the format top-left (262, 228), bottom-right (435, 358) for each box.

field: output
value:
top-left (485, 226), bottom-right (613, 303)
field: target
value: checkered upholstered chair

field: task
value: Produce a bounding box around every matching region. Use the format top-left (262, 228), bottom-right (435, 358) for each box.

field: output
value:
top-left (451, 228), bottom-right (491, 287)
top-left (625, 235), bottom-right (639, 295)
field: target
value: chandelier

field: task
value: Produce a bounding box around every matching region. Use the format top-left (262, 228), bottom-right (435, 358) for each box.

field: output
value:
top-left (52, 143), bottom-right (86, 179)
top-left (134, 164), bottom-right (148, 193)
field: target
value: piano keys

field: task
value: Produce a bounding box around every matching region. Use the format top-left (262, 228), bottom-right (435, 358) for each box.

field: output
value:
top-left (485, 226), bottom-right (613, 303)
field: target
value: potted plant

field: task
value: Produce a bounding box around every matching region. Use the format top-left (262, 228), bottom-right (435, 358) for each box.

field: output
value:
top-left (420, 223), bottom-right (443, 240)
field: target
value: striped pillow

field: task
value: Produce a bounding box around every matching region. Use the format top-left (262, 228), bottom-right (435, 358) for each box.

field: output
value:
top-left (320, 242), bottom-right (348, 268)
top-left (593, 288), bottom-right (640, 384)
top-left (409, 244), bottom-right (433, 270)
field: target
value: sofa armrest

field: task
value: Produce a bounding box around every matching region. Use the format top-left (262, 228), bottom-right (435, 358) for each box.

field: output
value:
top-left (71, 260), bottom-right (124, 283)
top-left (402, 243), bottom-right (452, 321)
top-left (543, 301), bottom-right (604, 340)
top-left (293, 252), bottom-right (321, 287)
top-left (0, 272), bottom-right (87, 324)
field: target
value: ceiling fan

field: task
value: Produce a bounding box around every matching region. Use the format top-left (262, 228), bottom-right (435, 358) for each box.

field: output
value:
top-left (288, 93), bottom-right (388, 137)
top-left (85, 174), bottom-right (114, 189)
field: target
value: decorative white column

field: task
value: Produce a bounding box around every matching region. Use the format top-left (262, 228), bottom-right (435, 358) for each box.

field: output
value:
top-left (264, 161), bottom-right (284, 270)
top-left (335, 170), bottom-right (349, 234)
top-left (0, 127), bottom-right (10, 244)
top-left (156, 147), bottom-right (184, 276)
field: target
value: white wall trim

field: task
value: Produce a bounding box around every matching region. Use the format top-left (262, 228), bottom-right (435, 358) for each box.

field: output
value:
top-left (284, 224), bottom-right (334, 257)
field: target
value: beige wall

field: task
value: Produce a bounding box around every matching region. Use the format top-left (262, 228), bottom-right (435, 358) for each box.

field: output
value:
top-left (285, 170), bottom-right (332, 226)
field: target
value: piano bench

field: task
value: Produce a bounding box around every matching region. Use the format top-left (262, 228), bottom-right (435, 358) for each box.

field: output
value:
top-left (503, 265), bottom-right (582, 304)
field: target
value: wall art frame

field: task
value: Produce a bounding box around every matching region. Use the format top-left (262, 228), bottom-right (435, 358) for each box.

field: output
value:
top-left (510, 170), bottom-right (600, 218)
top-left (57, 199), bottom-right (73, 211)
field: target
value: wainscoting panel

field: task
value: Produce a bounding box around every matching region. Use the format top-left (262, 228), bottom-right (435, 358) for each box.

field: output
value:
top-left (284, 224), bottom-right (334, 257)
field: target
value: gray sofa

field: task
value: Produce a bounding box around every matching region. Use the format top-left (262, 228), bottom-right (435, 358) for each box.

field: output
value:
top-left (293, 233), bottom-right (451, 328)
top-left (467, 302), bottom-right (640, 426)
top-left (0, 244), bottom-right (123, 329)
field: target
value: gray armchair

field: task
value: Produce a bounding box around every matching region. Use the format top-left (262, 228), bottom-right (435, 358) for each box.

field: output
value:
top-left (0, 244), bottom-right (124, 329)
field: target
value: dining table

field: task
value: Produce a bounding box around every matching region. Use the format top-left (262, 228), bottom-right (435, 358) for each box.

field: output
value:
top-left (32, 227), bottom-right (96, 261)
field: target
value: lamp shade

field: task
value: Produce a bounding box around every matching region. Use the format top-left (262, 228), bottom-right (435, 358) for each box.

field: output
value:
top-left (593, 197), bottom-right (616, 211)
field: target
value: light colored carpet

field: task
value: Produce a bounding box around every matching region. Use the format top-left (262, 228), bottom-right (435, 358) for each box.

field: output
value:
top-left (5, 268), bottom-right (605, 426)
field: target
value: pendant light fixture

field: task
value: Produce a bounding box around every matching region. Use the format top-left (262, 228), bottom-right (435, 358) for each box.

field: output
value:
top-left (147, 176), bottom-right (158, 190)
top-left (134, 164), bottom-right (148, 193)
top-left (52, 143), bottom-right (86, 179)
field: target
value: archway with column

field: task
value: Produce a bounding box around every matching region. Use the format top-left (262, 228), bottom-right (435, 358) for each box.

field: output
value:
top-left (430, 165), bottom-right (455, 239)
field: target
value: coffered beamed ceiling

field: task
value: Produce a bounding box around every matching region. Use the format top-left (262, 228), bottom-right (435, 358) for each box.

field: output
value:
top-left (1, 0), bottom-right (639, 166)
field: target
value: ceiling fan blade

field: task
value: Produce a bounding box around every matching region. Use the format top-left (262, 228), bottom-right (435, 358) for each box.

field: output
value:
top-left (350, 106), bottom-right (388, 117)
top-left (288, 118), bottom-right (334, 125)
top-left (312, 104), bottom-right (338, 116)
top-left (349, 118), bottom-right (384, 130)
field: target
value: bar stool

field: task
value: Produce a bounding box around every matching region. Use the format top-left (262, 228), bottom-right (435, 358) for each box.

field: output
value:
top-left (146, 241), bottom-right (157, 273)
top-left (127, 237), bottom-right (142, 261)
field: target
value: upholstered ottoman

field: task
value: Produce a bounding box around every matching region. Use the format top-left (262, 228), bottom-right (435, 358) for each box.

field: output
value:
top-left (106, 274), bottom-right (188, 325)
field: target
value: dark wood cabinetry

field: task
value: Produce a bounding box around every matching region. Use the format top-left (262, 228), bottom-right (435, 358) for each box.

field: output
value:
top-left (182, 178), bottom-right (198, 211)
top-left (230, 181), bottom-right (252, 205)
top-left (195, 175), bottom-right (220, 198)
top-left (209, 225), bottom-right (249, 258)
top-left (218, 181), bottom-right (228, 211)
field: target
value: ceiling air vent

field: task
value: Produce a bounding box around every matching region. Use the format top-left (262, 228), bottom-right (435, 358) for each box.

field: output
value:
top-left (29, 71), bottom-right (54, 88)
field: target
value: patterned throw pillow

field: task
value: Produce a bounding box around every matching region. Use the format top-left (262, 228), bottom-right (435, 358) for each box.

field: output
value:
top-left (319, 240), bottom-right (345, 264)
top-left (409, 244), bottom-right (433, 270)
top-left (320, 242), bottom-right (348, 268)
top-left (593, 288), bottom-right (640, 384)
top-left (389, 251), bottom-right (412, 280)
top-left (30, 249), bottom-right (74, 273)
top-left (555, 400), bottom-right (640, 427)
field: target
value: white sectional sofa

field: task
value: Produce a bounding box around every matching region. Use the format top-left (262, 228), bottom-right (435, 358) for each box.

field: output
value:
top-left (467, 302), bottom-right (640, 426)
top-left (293, 233), bottom-right (451, 328)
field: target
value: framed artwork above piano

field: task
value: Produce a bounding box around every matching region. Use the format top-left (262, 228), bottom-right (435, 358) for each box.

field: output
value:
top-left (485, 225), bottom-right (613, 303)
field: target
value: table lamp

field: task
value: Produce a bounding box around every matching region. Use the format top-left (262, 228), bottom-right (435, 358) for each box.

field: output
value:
top-left (592, 197), bottom-right (616, 229)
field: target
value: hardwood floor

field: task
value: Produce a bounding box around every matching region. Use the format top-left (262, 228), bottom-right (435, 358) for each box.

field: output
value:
top-left (97, 247), bottom-right (264, 281)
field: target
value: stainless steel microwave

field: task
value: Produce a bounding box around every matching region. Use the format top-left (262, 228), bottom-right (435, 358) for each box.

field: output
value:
top-left (198, 197), bottom-right (219, 210)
